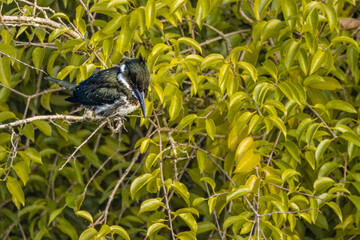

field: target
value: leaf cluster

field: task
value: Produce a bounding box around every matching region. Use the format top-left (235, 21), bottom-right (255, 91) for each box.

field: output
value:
top-left (1, 0), bottom-right (360, 239)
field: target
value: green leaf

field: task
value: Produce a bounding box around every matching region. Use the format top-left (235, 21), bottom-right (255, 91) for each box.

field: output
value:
top-left (170, 0), bottom-right (187, 13)
top-left (169, 94), bottom-right (182, 121)
top-left (326, 100), bottom-right (357, 113)
top-left (237, 61), bottom-right (258, 82)
top-left (197, 222), bottom-right (216, 234)
top-left (348, 195), bottom-right (360, 210)
top-left (6, 176), bottom-right (25, 209)
top-left (107, 0), bottom-right (129, 7)
top-left (48, 28), bottom-right (69, 43)
top-left (130, 173), bottom-right (152, 199)
top-left (48, 207), bottom-right (65, 225)
top-left (41, 93), bottom-right (52, 112)
top-left (208, 196), bottom-right (217, 214)
top-left (0, 111), bottom-right (17, 122)
top-left (200, 177), bottom-right (216, 193)
top-left (304, 75), bottom-right (324, 87)
top-left (32, 47), bottom-right (45, 70)
top-left (178, 37), bottom-right (202, 54)
top-left (268, 116), bottom-right (287, 137)
top-left (57, 217), bottom-right (78, 240)
top-left (116, 18), bottom-right (133, 54)
top-left (282, 169), bottom-right (301, 182)
top-left (340, 131), bottom-right (360, 147)
top-left (318, 162), bottom-right (339, 178)
top-left (201, 54), bottom-right (224, 70)
top-left (234, 149), bottom-right (261, 173)
top-left (138, 198), bottom-right (164, 214)
top-left (0, 57), bottom-right (11, 87)
top-left (174, 207), bottom-right (199, 217)
top-left (331, 36), bottom-right (360, 52)
top-left (51, 12), bottom-right (70, 22)
top-left (321, 3), bottom-right (338, 32)
top-left (97, 225), bottom-right (111, 238)
top-left (308, 77), bottom-right (342, 90)
top-left (254, 0), bottom-right (273, 21)
top-left (140, 138), bottom-right (150, 154)
top-left (102, 14), bottom-right (124, 34)
top-left (205, 118), bottom-right (216, 140)
top-left (226, 186), bottom-right (252, 202)
top-left (313, 177), bottom-right (335, 194)
top-left (197, 150), bottom-right (208, 173)
top-left (75, 210), bottom-right (93, 224)
top-left (33, 120), bottom-right (52, 136)
top-left (282, 141), bottom-right (300, 162)
top-left (284, 40), bottom-right (300, 70)
top-left (177, 114), bottom-right (198, 131)
top-left (147, 223), bottom-right (168, 237)
top-left (315, 139), bottom-right (332, 162)
top-left (172, 181), bottom-right (190, 206)
top-left (309, 49), bottom-right (325, 75)
top-left (110, 226), bottom-right (130, 240)
top-left (12, 161), bottom-right (30, 186)
top-left (24, 148), bottom-right (42, 164)
top-left (326, 202), bottom-right (343, 222)
top-left (192, 197), bottom-right (206, 206)
top-left (79, 228), bottom-right (97, 240)
top-left (298, 48), bottom-right (309, 75)
top-left (179, 213), bottom-right (198, 232)
top-left (145, 0), bottom-right (156, 29)
top-left (195, 0), bottom-right (209, 29)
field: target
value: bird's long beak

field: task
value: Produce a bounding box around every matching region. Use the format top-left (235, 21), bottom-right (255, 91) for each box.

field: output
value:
top-left (134, 88), bottom-right (146, 118)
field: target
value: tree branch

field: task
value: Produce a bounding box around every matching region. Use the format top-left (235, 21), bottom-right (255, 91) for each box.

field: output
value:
top-left (0, 15), bottom-right (81, 39)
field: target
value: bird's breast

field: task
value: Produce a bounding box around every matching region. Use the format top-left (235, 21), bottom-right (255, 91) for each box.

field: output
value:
top-left (92, 96), bottom-right (140, 117)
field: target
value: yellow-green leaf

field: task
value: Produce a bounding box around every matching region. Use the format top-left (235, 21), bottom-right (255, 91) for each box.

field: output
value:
top-left (205, 118), bottom-right (216, 140)
top-left (6, 176), bottom-right (25, 209)
top-left (177, 37), bottom-right (202, 54)
top-left (79, 228), bottom-right (97, 240)
top-left (110, 226), bottom-right (130, 240)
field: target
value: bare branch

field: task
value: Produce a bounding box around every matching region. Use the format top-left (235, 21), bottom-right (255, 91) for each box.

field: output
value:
top-left (0, 15), bottom-right (81, 39)
top-left (0, 114), bottom-right (103, 129)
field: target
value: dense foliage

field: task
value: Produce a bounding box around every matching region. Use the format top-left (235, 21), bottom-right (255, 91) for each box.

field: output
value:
top-left (1, 0), bottom-right (360, 239)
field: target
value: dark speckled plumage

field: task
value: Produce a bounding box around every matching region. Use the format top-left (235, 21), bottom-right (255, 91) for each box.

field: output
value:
top-left (45, 55), bottom-right (150, 117)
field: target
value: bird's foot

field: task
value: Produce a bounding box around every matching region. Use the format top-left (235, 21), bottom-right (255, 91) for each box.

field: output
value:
top-left (83, 109), bottom-right (97, 121)
top-left (107, 117), bottom-right (126, 133)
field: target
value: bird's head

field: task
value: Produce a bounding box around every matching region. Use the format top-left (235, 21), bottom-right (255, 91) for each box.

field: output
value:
top-left (117, 54), bottom-right (150, 118)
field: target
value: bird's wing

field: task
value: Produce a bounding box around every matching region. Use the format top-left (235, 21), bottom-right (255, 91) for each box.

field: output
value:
top-left (66, 68), bottom-right (128, 105)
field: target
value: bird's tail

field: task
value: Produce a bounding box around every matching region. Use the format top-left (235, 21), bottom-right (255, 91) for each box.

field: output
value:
top-left (44, 77), bottom-right (76, 90)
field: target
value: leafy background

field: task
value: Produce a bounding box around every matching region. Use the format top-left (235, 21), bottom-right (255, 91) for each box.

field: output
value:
top-left (0, 0), bottom-right (360, 239)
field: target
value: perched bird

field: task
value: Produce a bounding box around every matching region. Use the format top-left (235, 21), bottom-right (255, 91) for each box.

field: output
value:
top-left (45, 55), bottom-right (149, 118)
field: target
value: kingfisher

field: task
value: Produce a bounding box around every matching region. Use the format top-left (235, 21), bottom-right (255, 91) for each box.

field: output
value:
top-left (45, 55), bottom-right (149, 118)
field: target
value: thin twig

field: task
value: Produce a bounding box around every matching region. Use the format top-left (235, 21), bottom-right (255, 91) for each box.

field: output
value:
top-left (101, 149), bottom-right (141, 224)
top-left (184, 19), bottom-right (232, 55)
top-left (180, 29), bottom-right (250, 54)
top-left (202, 172), bottom-right (223, 238)
top-left (154, 109), bottom-right (176, 240)
top-left (59, 121), bottom-right (107, 170)
top-left (0, 50), bottom-right (47, 75)
top-left (306, 102), bottom-right (337, 139)
top-left (230, 64), bottom-right (263, 116)
top-left (207, 155), bottom-right (259, 217)
top-left (266, 130), bottom-right (281, 166)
